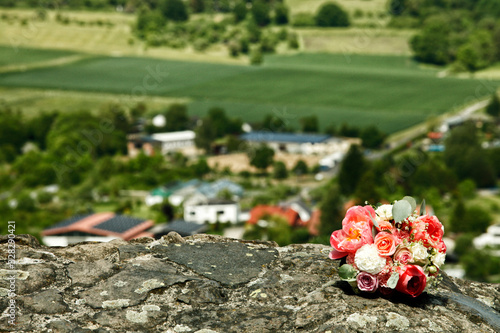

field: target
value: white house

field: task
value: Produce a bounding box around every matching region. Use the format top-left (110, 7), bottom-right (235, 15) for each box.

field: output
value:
top-left (184, 199), bottom-right (240, 224)
top-left (240, 131), bottom-right (359, 156)
top-left (151, 130), bottom-right (196, 155)
top-left (473, 224), bottom-right (500, 256)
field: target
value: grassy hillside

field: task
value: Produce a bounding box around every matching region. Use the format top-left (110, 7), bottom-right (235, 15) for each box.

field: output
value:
top-left (0, 51), bottom-right (497, 133)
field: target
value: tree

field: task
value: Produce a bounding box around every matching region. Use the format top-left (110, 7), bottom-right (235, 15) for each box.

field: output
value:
top-left (319, 183), bottom-right (344, 243)
top-left (195, 107), bottom-right (242, 151)
top-left (444, 122), bottom-right (496, 187)
top-left (360, 125), bottom-right (386, 149)
top-left (250, 48), bottom-right (263, 65)
top-left (46, 110), bottom-right (126, 160)
top-left (292, 159), bottom-right (308, 176)
top-left (315, 2), bottom-right (350, 27)
top-left (27, 111), bottom-right (59, 150)
top-left (0, 107), bottom-right (26, 162)
top-left (456, 30), bottom-right (496, 72)
top-left (274, 3), bottom-right (289, 25)
top-left (475, 0), bottom-right (500, 19)
top-left (166, 104), bottom-right (190, 131)
top-left (354, 171), bottom-right (381, 204)
top-left (451, 200), bottom-right (492, 234)
top-left (273, 161), bottom-right (288, 179)
top-left (189, 0), bottom-right (204, 13)
top-left (247, 18), bottom-right (261, 43)
top-left (486, 93), bottom-right (500, 117)
top-left (410, 15), bottom-right (451, 65)
top-left (233, 0), bottom-right (247, 23)
top-left (252, 0), bottom-right (271, 26)
top-left (160, 0), bottom-right (188, 21)
top-left (249, 144), bottom-right (275, 172)
top-left (300, 115), bottom-right (318, 133)
top-left (192, 158), bottom-right (211, 177)
top-left (338, 144), bottom-right (365, 195)
top-left (339, 123), bottom-right (360, 137)
top-left (135, 8), bottom-right (166, 37)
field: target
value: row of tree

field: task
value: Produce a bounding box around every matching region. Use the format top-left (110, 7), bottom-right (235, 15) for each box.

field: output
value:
top-left (389, 0), bottom-right (500, 71)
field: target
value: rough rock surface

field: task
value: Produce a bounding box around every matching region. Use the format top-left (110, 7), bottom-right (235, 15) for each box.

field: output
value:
top-left (0, 233), bottom-right (499, 333)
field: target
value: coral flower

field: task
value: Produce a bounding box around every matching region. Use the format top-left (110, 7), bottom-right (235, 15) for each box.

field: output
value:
top-left (412, 215), bottom-right (444, 247)
top-left (329, 221), bottom-right (373, 259)
top-left (342, 205), bottom-right (376, 226)
top-left (374, 232), bottom-right (397, 257)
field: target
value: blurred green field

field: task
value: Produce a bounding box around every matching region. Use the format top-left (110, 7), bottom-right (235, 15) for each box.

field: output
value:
top-left (0, 45), bottom-right (79, 67)
top-left (0, 51), bottom-right (497, 133)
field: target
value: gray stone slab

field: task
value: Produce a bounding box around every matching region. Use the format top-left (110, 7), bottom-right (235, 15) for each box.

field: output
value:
top-left (79, 258), bottom-right (193, 309)
top-left (152, 242), bottom-right (279, 286)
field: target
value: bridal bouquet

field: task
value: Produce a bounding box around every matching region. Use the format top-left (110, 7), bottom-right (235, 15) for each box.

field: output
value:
top-left (329, 197), bottom-right (446, 297)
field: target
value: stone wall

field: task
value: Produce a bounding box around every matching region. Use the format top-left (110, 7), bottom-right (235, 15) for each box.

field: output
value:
top-left (0, 234), bottom-right (499, 333)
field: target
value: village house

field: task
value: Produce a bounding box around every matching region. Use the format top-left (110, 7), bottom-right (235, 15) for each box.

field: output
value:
top-left (240, 131), bottom-right (359, 156)
top-left (127, 130), bottom-right (196, 157)
top-left (247, 199), bottom-right (321, 236)
top-left (41, 212), bottom-right (154, 246)
top-left (184, 199), bottom-right (240, 224)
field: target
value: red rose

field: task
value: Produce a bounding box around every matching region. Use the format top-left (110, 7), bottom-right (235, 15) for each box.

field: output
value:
top-left (396, 265), bottom-right (427, 298)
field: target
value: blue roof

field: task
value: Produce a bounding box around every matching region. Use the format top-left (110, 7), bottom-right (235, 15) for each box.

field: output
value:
top-left (94, 215), bottom-right (147, 233)
top-left (46, 214), bottom-right (93, 230)
top-left (197, 179), bottom-right (244, 198)
top-left (240, 131), bottom-right (330, 144)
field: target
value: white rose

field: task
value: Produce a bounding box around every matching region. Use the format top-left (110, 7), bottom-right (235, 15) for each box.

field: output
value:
top-left (431, 252), bottom-right (446, 268)
top-left (375, 204), bottom-right (393, 221)
top-left (354, 244), bottom-right (386, 275)
top-left (409, 243), bottom-right (428, 262)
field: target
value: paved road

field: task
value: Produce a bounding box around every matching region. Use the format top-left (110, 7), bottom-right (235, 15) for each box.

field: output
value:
top-left (366, 99), bottom-right (490, 161)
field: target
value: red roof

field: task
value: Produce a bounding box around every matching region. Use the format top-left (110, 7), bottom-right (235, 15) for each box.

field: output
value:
top-left (428, 132), bottom-right (443, 140)
top-left (247, 204), bottom-right (323, 235)
top-left (247, 205), bottom-right (302, 227)
top-left (42, 212), bottom-right (154, 240)
top-left (307, 210), bottom-right (321, 236)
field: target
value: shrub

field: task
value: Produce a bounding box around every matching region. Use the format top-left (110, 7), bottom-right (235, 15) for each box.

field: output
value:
top-left (250, 48), bottom-right (263, 65)
top-left (315, 2), bottom-right (350, 27)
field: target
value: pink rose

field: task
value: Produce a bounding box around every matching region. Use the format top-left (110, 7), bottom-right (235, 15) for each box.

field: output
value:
top-left (394, 247), bottom-right (413, 265)
top-left (396, 265), bottom-right (427, 298)
top-left (356, 272), bottom-right (378, 292)
top-left (376, 221), bottom-right (395, 233)
top-left (329, 220), bottom-right (374, 259)
top-left (375, 232), bottom-right (397, 257)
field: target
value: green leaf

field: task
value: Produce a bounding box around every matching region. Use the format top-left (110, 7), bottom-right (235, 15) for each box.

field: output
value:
top-left (338, 264), bottom-right (358, 280)
top-left (392, 200), bottom-right (412, 223)
top-left (386, 272), bottom-right (399, 289)
top-left (372, 225), bottom-right (377, 240)
top-left (419, 199), bottom-right (426, 216)
top-left (368, 211), bottom-right (379, 229)
top-left (402, 196), bottom-right (416, 212)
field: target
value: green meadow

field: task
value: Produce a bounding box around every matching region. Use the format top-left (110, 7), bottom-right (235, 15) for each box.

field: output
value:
top-left (0, 48), bottom-right (498, 133)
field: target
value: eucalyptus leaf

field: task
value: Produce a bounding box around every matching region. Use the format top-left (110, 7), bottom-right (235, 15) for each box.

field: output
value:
top-left (368, 211), bottom-right (379, 229)
top-left (402, 196), bottom-right (417, 212)
top-left (392, 200), bottom-right (412, 223)
top-left (386, 272), bottom-right (399, 289)
top-left (372, 225), bottom-right (377, 240)
top-left (420, 199), bottom-right (426, 216)
top-left (338, 264), bottom-right (358, 280)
